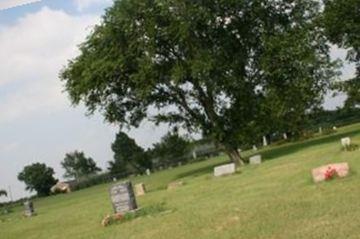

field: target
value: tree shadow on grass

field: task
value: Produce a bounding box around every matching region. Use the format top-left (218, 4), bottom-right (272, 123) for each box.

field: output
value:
top-left (258, 129), bottom-right (360, 161)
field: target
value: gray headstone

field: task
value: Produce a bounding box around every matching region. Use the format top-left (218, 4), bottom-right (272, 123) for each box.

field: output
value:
top-left (109, 181), bottom-right (137, 214)
top-left (145, 169), bottom-right (151, 176)
top-left (249, 155), bottom-right (262, 165)
top-left (252, 145), bottom-right (258, 151)
top-left (283, 133), bottom-right (288, 140)
top-left (214, 163), bottom-right (236, 177)
top-left (24, 201), bottom-right (35, 217)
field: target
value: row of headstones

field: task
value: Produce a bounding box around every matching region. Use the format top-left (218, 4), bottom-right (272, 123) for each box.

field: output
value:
top-left (259, 127), bottom-right (337, 149)
top-left (24, 136), bottom-right (353, 217)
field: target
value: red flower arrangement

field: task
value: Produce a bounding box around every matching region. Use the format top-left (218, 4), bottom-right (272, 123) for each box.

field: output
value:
top-left (324, 167), bottom-right (337, 180)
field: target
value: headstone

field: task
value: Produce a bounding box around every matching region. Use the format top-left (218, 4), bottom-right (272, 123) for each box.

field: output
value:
top-left (214, 163), bottom-right (236, 177)
top-left (319, 127), bottom-right (323, 134)
top-left (263, 136), bottom-right (268, 146)
top-left (311, 163), bottom-right (349, 183)
top-left (333, 126), bottom-right (337, 131)
top-left (252, 145), bottom-right (258, 151)
top-left (167, 181), bottom-right (183, 190)
top-left (134, 183), bottom-right (146, 196)
top-left (109, 181), bottom-right (137, 214)
top-left (283, 133), bottom-right (288, 140)
top-left (249, 155), bottom-right (262, 165)
top-left (341, 137), bottom-right (351, 148)
top-left (24, 201), bottom-right (35, 217)
top-left (145, 169), bottom-right (151, 176)
top-left (113, 177), bottom-right (117, 182)
top-left (192, 151), bottom-right (197, 159)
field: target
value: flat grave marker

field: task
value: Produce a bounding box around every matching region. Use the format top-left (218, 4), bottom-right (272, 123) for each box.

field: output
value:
top-left (214, 163), bottom-right (236, 177)
top-left (311, 162), bottom-right (349, 183)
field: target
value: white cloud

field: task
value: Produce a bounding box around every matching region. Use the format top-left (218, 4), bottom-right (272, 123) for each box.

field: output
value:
top-left (0, 0), bottom-right (40, 11)
top-left (74, 0), bottom-right (112, 11)
top-left (0, 7), bottom-right (100, 122)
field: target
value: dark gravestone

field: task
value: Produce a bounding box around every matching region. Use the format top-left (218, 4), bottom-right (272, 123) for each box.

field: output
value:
top-left (109, 181), bottom-right (137, 214)
top-left (24, 201), bottom-right (35, 217)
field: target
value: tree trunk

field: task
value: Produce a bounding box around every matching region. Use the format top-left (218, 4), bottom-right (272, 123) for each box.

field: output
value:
top-left (225, 148), bottom-right (245, 166)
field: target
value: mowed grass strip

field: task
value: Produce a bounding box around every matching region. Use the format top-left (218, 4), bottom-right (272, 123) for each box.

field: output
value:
top-left (1, 123), bottom-right (360, 239)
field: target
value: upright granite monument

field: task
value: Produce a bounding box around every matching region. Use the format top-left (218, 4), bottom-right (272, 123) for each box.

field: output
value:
top-left (109, 181), bottom-right (137, 214)
top-left (24, 200), bottom-right (35, 217)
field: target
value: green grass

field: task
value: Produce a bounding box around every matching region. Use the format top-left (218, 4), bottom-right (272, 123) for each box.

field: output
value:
top-left (1, 123), bottom-right (360, 239)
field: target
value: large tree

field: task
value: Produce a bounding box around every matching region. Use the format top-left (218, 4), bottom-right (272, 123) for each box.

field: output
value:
top-left (323, 0), bottom-right (360, 108)
top-left (18, 163), bottom-right (58, 197)
top-left (61, 0), bottom-right (336, 164)
top-left (61, 151), bottom-right (101, 180)
top-left (109, 131), bottom-right (151, 175)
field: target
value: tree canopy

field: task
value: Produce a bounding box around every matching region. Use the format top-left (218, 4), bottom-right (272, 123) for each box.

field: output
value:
top-left (18, 163), bottom-right (58, 197)
top-left (149, 132), bottom-right (190, 167)
top-left (61, 151), bottom-right (101, 180)
top-left (323, 0), bottom-right (360, 108)
top-left (61, 0), bottom-right (337, 164)
top-left (0, 190), bottom-right (7, 197)
top-left (109, 131), bottom-right (151, 175)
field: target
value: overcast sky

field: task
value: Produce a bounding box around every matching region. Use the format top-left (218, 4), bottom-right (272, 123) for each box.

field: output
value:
top-left (0, 0), bottom-right (356, 201)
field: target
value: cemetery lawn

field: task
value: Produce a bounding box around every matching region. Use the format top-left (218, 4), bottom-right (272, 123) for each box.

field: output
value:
top-left (2, 123), bottom-right (360, 239)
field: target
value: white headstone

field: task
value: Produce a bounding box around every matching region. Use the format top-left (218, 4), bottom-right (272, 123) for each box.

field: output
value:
top-left (192, 151), bottom-right (197, 159)
top-left (319, 127), bottom-right (323, 134)
top-left (341, 137), bottom-right (351, 148)
top-left (252, 145), bottom-right (258, 151)
top-left (249, 155), bottom-right (262, 165)
top-left (283, 133), bottom-right (288, 140)
top-left (214, 163), bottom-right (236, 177)
top-left (333, 126), bottom-right (337, 130)
top-left (263, 136), bottom-right (268, 146)
top-left (146, 169), bottom-right (151, 176)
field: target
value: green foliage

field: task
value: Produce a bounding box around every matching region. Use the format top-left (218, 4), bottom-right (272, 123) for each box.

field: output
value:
top-left (109, 131), bottom-right (151, 175)
top-left (61, 151), bottom-right (101, 180)
top-left (149, 132), bottom-right (190, 167)
top-left (0, 190), bottom-right (7, 197)
top-left (323, 0), bottom-right (360, 108)
top-left (17, 163), bottom-right (58, 197)
top-left (61, 0), bottom-right (337, 163)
